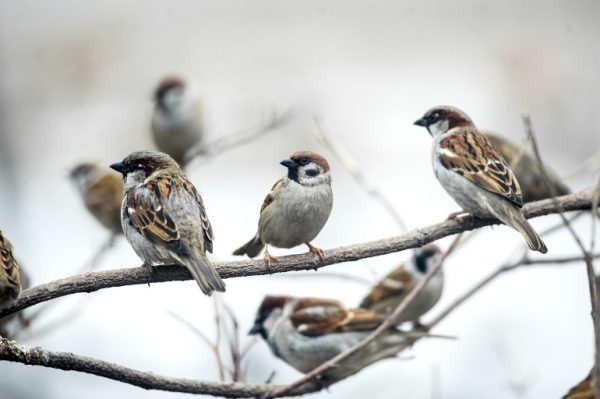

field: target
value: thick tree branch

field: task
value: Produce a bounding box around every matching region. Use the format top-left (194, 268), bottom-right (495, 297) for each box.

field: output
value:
top-left (0, 189), bottom-right (594, 320)
top-left (0, 338), bottom-right (317, 398)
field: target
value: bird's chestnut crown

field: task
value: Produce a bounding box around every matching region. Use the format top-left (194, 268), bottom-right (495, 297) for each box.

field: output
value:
top-left (110, 151), bottom-right (178, 176)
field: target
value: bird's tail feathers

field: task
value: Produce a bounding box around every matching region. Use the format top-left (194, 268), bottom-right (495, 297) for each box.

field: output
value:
top-left (503, 209), bottom-right (548, 254)
top-left (180, 253), bottom-right (226, 296)
top-left (232, 234), bottom-right (264, 258)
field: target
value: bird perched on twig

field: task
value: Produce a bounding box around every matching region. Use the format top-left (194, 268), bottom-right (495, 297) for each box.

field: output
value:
top-left (70, 163), bottom-right (124, 235)
top-left (360, 245), bottom-right (443, 329)
top-left (233, 151), bottom-right (333, 271)
top-left (484, 133), bottom-right (570, 203)
top-left (0, 230), bottom-right (22, 311)
top-left (110, 150), bottom-right (225, 295)
top-left (151, 76), bottom-right (204, 166)
top-left (249, 295), bottom-right (425, 381)
top-left (414, 106), bottom-right (547, 253)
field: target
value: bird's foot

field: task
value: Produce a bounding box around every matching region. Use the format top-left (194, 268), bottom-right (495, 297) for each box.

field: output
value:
top-left (263, 247), bottom-right (278, 274)
top-left (305, 242), bottom-right (324, 271)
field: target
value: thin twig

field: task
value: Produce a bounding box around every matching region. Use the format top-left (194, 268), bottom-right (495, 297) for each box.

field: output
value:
top-left (522, 114), bottom-right (599, 398)
top-left (562, 148), bottom-right (600, 181)
top-left (184, 109), bottom-right (294, 165)
top-left (77, 233), bottom-right (118, 273)
top-left (213, 296), bottom-right (226, 382)
top-left (313, 115), bottom-right (409, 232)
top-left (0, 189), bottom-right (594, 320)
top-left (166, 310), bottom-right (226, 381)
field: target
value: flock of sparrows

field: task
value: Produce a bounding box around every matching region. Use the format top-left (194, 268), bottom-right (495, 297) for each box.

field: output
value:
top-left (0, 76), bottom-right (572, 381)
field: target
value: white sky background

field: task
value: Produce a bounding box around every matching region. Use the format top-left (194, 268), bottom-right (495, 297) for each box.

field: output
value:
top-left (1, 1), bottom-right (599, 398)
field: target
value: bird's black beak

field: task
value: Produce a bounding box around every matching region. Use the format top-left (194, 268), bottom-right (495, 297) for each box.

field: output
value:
top-left (248, 322), bottom-right (264, 336)
top-left (110, 161), bottom-right (128, 175)
top-left (280, 159), bottom-right (296, 169)
top-left (414, 117), bottom-right (429, 127)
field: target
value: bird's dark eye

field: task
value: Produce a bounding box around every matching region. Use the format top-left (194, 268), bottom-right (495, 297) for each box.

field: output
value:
top-left (299, 157), bottom-right (309, 166)
top-left (431, 113), bottom-right (440, 122)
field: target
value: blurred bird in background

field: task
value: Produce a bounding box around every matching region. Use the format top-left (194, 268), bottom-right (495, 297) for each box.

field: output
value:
top-left (0, 230), bottom-right (22, 310)
top-left (562, 368), bottom-right (593, 399)
top-left (414, 106), bottom-right (548, 253)
top-left (151, 76), bottom-right (204, 167)
top-left (484, 133), bottom-right (570, 203)
top-left (360, 245), bottom-right (443, 329)
top-left (111, 150), bottom-right (225, 296)
top-left (249, 295), bottom-right (424, 381)
top-left (70, 163), bottom-right (124, 236)
top-left (233, 151), bottom-right (333, 270)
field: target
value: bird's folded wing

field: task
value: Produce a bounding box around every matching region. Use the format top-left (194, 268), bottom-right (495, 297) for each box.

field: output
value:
top-left (439, 129), bottom-right (523, 207)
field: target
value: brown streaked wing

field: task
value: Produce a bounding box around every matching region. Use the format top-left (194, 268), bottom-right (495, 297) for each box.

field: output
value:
top-left (126, 177), bottom-right (183, 252)
top-left (360, 265), bottom-right (414, 308)
top-left (0, 233), bottom-right (21, 300)
top-left (439, 129), bottom-right (523, 207)
top-left (291, 299), bottom-right (384, 336)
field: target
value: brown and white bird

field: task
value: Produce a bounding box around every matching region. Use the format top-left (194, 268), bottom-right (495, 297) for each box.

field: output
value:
top-left (414, 106), bottom-right (548, 253)
top-left (151, 76), bottom-right (204, 166)
top-left (249, 295), bottom-right (422, 381)
top-left (360, 245), bottom-right (443, 328)
top-left (70, 163), bottom-right (124, 235)
top-left (484, 133), bottom-right (570, 203)
top-left (110, 150), bottom-right (225, 295)
top-left (0, 230), bottom-right (22, 310)
top-left (233, 151), bottom-right (333, 270)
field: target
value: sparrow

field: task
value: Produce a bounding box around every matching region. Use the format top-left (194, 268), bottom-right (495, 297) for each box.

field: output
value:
top-left (110, 150), bottom-right (225, 295)
top-left (562, 368), bottom-right (593, 399)
top-left (360, 245), bottom-right (443, 328)
top-left (70, 163), bottom-right (124, 235)
top-left (233, 151), bottom-right (333, 270)
top-left (484, 132), bottom-right (570, 203)
top-left (249, 295), bottom-right (422, 381)
top-left (414, 106), bottom-right (548, 253)
top-left (0, 230), bottom-right (22, 310)
top-left (151, 76), bottom-right (204, 166)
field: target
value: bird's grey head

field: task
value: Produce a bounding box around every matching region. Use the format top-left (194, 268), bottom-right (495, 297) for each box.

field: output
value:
top-left (154, 76), bottom-right (187, 113)
top-left (410, 244), bottom-right (443, 275)
top-left (248, 296), bottom-right (292, 340)
top-left (110, 151), bottom-right (179, 187)
top-left (414, 106), bottom-right (473, 137)
top-left (280, 151), bottom-right (331, 186)
top-left (69, 163), bottom-right (100, 194)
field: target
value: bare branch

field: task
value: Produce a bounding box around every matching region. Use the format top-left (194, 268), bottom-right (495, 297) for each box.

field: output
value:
top-left (184, 109), bottom-right (294, 166)
top-left (0, 189), bottom-right (594, 320)
top-left (0, 338), bottom-right (318, 398)
top-left (314, 116), bottom-right (409, 232)
top-left (522, 114), bottom-right (600, 398)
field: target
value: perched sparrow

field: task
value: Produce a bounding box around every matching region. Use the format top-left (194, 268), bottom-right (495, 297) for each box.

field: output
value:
top-left (360, 245), bottom-right (443, 328)
top-left (233, 151), bottom-right (333, 270)
top-left (562, 368), bottom-right (593, 399)
top-left (110, 150), bottom-right (225, 295)
top-left (414, 106), bottom-right (548, 253)
top-left (70, 163), bottom-right (124, 235)
top-left (249, 295), bottom-right (421, 381)
top-left (151, 76), bottom-right (204, 166)
top-left (484, 133), bottom-right (570, 203)
top-left (0, 230), bottom-right (22, 310)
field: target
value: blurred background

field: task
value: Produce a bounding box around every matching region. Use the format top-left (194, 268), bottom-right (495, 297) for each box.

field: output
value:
top-left (1, 1), bottom-right (599, 398)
